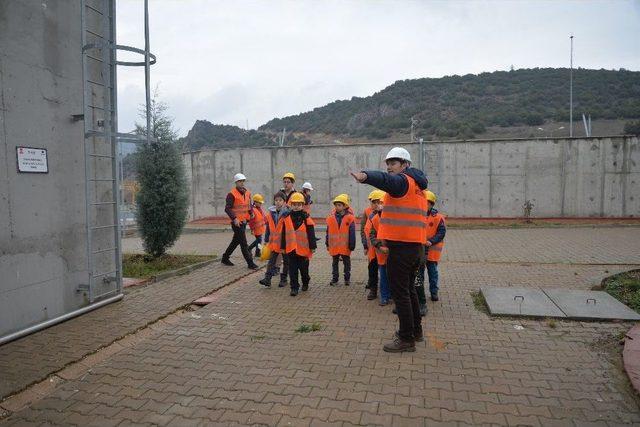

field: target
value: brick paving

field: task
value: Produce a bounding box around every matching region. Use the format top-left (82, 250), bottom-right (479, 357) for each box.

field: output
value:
top-left (2, 227), bottom-right (640, 426)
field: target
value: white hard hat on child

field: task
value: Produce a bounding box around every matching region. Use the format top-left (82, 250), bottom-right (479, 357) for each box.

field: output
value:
top-left (385, 147), bottom-right (411, 163)
top-left (302, 182), bottom-right (314, 190)
top-left (233, 173), bottom-right (247, 182)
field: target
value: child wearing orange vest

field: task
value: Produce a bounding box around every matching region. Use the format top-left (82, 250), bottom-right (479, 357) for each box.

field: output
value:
top-left (415, 190), bottom-right (446, 313)
top-left (326, 194), bottom-right (356, 286)
top-left (363, 190), bottom-right (385, 299)
top-left (367, 198), bottom-right (391, 305)
top-left (259, 192), bottom-right (289, 288)
top-left (248, 194), bottom-right (266, 258)
top-left (281, 192), bottom-right (317, 296)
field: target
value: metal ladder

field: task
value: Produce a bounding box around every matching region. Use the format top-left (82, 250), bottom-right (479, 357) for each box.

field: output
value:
top-left (80, 0), bottom-right (121, 303)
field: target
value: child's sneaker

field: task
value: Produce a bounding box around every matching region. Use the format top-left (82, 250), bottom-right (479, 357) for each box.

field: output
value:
top-left (290, 288), bottom-right (299, 296)
top-left (329, 281), bottom-right (338, 286)
top-left (301, 283), bottom-right (309, 292)
top-left (419, 303), bottom-right (428, 317)
top-left (367, 289), bottom-right (377, 300)
top-left (344, 281), bottom-right (350, 286)
top-left (379, 298), bottom-right (389, 306)
top-left (259, 278), bottom-right (271, 287)
top-left (278, 277), bottom-right (287, 288)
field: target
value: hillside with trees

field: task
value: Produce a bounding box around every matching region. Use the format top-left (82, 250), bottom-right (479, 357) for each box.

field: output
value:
top-left (260, 68), bottom-right (640, 140)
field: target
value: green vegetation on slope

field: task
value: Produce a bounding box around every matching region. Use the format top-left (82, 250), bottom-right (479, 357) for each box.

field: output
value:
top-left (260, 68), bottom-right (640, 139)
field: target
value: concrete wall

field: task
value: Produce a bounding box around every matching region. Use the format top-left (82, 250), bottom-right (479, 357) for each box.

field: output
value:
top-left (183, 136), bottom-right (639, 219)
top-left (0, 1), bottom-right (116, 338)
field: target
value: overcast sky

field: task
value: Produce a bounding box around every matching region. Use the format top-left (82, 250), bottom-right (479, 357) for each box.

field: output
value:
top-left (116, 0), bottom-right (640, 137)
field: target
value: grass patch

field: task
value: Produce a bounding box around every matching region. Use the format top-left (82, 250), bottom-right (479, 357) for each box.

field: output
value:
top-left (295, 322), bottom-right (322, 333)
top-left (250, 335), bottom-right (266, 341)
top-left (470, 291), bottom-right (489, 314)
top-left (123, 253), bottom-right (215, 279)
top-left (545, 318), bottom-right (557, 329)
top-left (603, 269), bottom-right (640, 313)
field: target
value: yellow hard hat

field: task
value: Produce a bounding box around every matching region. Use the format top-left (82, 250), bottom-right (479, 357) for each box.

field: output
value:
top-left (332, 194), bottom-right (350, 207)
top-left (289, 192), bottom-right (305, 203)
top-left (424, 190), bottom-right (437, 203)
top-left (252, 194), bottom-right (265, 204)
top-left (368, 190), bottom-right (386, 201)
top-left (282, 172), bottom-right (296, 182)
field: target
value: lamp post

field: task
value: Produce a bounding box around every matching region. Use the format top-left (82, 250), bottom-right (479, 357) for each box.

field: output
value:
top-left (569, 35), bottom-right (574, 138)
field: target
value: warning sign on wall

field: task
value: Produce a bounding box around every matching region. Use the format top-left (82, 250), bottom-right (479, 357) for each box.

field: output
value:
top-left (16, 147), bottom-right (48, 173)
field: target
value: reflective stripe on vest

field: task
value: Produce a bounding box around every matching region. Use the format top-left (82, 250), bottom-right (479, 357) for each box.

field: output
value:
top-left (326, 213), bottom-right (353, 256)
top-left (231, 188), bottom-right (251, 222)
top-left (377, 174), bottom-right (427, 244)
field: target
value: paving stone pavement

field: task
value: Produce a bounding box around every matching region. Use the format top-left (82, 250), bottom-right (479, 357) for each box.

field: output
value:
top-left (2, 227), bottom-right (640, 426)
top-left (0, 262), bottom-right (260, 400)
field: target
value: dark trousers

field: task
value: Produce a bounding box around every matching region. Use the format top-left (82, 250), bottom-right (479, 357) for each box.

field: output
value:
top-left (331, 254), bottom-right (351, 282)
top-left (247, 235), bottom-right (262, 255)
top-left (223, 223), bottom-right (253, 265)
top-left (367, 258), bottom-right (379, 290)
top-left (387, 242), bottom-right (422, 341)
top-left (264, 252), bottom-right (289, 282)
top-left (416, 261), bottom-right (439, 304)
top-left (288, 252), bottom-right (310, 290)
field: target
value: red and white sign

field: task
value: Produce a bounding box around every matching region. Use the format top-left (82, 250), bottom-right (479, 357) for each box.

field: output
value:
top-left (16, 147), bottom-right (48, 173)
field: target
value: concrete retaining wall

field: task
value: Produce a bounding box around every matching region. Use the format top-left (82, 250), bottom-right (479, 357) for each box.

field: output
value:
top-left (183, 136), bottom-right (639, 219)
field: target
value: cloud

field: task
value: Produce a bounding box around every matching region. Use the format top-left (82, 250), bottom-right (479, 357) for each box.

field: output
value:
top-left (116, 0), bottom-right (640, 136)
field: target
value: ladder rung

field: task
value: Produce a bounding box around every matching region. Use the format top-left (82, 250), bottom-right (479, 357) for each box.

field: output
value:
top-left (92, 270), bottom-right (117, 279)
top-left (89, 179), bottom-right (115, 182)
top-left (91, 225), bottom-right (118, 230)
top-left (91, 201), bottom-right (116, 205)
top-left (89, 153), bottom-right (115, 159)
top-left (92, 247), bottom-right (116, 254)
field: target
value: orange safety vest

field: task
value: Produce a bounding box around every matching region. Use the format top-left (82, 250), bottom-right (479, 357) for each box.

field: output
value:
top-left (326, 212), bottom-right (354, 256)
top-left (282, 216), bottom-right (314, 258)
top-left (265, 212), bottom-right (284, 253)
top-left (363, 211), bottom-right (375, 262)
top-left (250, 206), bottom-right (266, 236)
top-left (425, 212), bottom-right (445, 262)
top-left (369, 213), bottom-right (388, 266)
top-left (230, 188), bottom-right (251, 222)
top-left (377, 174), bottom-right (427, 243)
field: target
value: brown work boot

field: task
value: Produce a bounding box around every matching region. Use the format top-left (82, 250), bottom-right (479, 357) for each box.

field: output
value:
top-left (394, 330), bottom-right (424, 343)
top-left (383, 335), bottom-right (416, 353)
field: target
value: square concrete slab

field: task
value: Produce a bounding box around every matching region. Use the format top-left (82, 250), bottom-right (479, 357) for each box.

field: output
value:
top-left (481, 287), bottom-right (566, 317)
top-left (543, 289), bottom-right (640, 321)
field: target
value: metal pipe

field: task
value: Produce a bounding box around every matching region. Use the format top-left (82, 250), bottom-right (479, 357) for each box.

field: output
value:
top-left (0, 294), bottom-right (124, 346)
top-left (144, 0), bottom-right (151, 144)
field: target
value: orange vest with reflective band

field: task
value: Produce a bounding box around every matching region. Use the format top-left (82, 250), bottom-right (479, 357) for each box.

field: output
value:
top-left (425, 212), bottom-right (445, 262)
top-left (250, 206), bottom-right (266, 236)
top-left (265, 212), bottom-right (284, 253)
top-left (363, 212), bottom-right (375, 261)
top-left (231, 188), bottom-right (251, 222)
top-left (370, 213), bottom-right (388, 266)
top-left (326, 212), bottom-right (354, 256)
top-left (282, 216), bottom-right (315, 258)
top-left (377, 174), bottom-right (427, 243)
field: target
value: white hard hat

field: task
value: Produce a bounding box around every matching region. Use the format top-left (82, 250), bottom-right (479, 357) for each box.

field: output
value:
top-left (302, 182), bottom-right (314, 191)
top-left (233, 173), bottom-right (247, 182)
top-left (385, 147), bottom-right (411, 163)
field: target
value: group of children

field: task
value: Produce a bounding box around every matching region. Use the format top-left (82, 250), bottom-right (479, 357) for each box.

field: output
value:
top-left (246, 178), bottom-right (446, 308)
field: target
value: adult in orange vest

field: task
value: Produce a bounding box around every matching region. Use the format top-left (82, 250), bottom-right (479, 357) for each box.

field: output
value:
top-left (351, 147), bottom-right (428, 353)
top-left (301, 182), bottom-right (314, 215)
top-left (221, 173), bottom-right (259, 269)
top-left (281, 172), bottom-right (297, 203)
top-left (248, 194), bottom-right (267, 258)
top-left (259, 192), bottom-right (290, 288)
top-left (363, 190), bottom-right (385, 300)
top-left (326, 194), bottom-right (356, 286)
top-left (280, 192), bottom-right (317, 296)
top-left (367, 196), bottom-right (391, 306)
top-left (415, 190), bottom-right (446, 311)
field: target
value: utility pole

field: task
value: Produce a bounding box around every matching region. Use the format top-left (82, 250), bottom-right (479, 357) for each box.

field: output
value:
top-left (144, 0), bottom-right (151, 144)
top-left (569, 34), bottom-right (574, 138)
